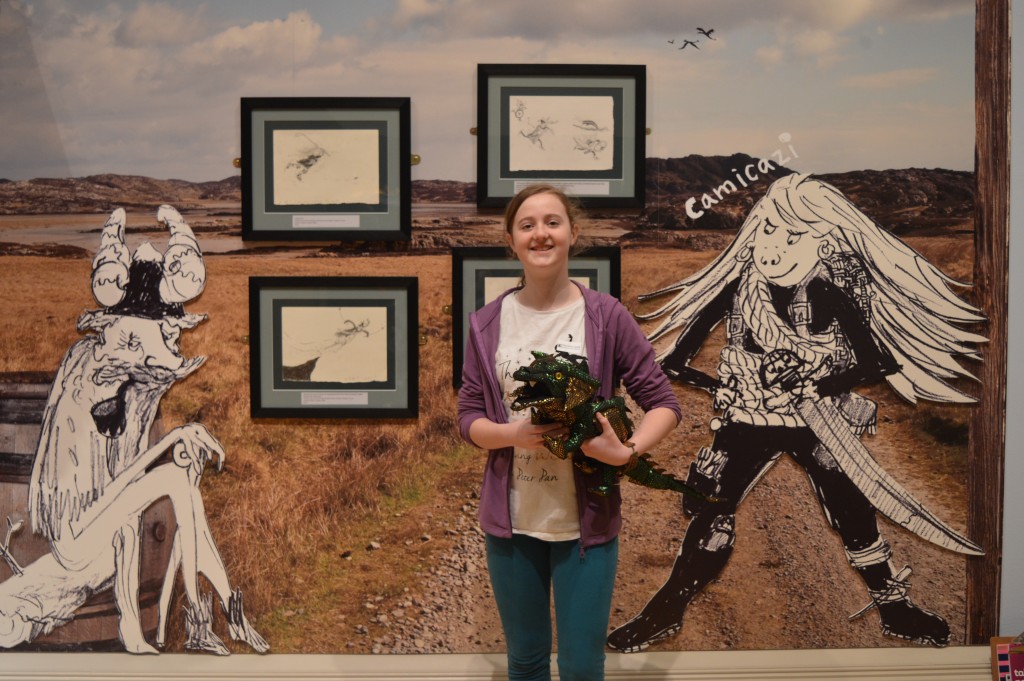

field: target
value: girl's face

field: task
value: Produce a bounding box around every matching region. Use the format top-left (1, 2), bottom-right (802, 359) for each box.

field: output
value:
top-left (750, 202), bottom-right (824, 287)
top-left (506, 192), bottom-right (578, 276)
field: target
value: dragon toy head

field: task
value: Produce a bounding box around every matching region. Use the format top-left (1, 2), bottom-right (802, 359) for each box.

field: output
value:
top-left (510, 351), bottom-right (598, 414)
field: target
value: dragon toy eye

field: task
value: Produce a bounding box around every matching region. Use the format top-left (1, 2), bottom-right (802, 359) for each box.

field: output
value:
top-left (554, 372), bottom-right (564, 380)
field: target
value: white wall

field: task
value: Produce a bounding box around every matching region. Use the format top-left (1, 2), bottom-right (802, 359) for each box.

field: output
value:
top-left (1002, 0), bottom-right (1024, 638)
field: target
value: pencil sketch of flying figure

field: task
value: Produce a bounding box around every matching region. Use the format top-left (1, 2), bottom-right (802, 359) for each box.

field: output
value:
top-left (284, 133), bottom-right (329, 182)
top-left (573, 119), bottom-right (608, 133)
top-left (608, 173), bottom-right (986, 652)
top-left (281, 315), bottom-right (375, 383)
top-left (573, 136), bottom-right (608, 160)
top-left (0, 205), bottom-right (269, 655)
top-left (571, 119), bottom-right (609, 160)
top-left (570, 119), bottom-right (609, 160)
top-left (520, 117), bottom-right (556, 150)
top-left (280, 304), bottom-right (389, 384)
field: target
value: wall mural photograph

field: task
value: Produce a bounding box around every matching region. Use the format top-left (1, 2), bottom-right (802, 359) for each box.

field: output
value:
top-left (0, 0), bottom-right (1009, 673)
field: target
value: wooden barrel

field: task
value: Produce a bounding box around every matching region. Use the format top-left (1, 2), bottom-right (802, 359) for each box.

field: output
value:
top-left (0, 372), bottom-right (177, 651)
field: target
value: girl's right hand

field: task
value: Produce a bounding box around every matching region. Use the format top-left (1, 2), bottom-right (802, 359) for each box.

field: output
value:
top-left (507, 419), bottom-right (566, 450)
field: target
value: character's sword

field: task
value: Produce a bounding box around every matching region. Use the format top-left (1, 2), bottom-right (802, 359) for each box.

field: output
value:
top-left (795, 397), bottom-right (982, 555)
top-left (757, 348), bottom-right (983, 556)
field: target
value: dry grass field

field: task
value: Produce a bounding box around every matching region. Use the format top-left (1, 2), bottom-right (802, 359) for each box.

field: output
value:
top-left (0, 226), bottom-right (979, 653)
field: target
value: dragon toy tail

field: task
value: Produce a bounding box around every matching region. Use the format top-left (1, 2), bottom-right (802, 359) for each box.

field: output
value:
top-left (621, 453), bottom-right (711, 500)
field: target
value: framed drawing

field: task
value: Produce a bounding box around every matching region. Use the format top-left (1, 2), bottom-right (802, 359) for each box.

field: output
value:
top-left (241, 97), bottom-right (411, 241)
top-left (476, 64), bottom-right (646, 210)
top-left (451, 246), bottom-right (621, 387)
top-left (249, 277), bottom-right (418, 418)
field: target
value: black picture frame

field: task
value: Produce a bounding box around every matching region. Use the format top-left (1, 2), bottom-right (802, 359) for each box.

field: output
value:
top-left (241, 97), bottom-right (411, 241)
top-left (451, 246), bottom-right (621, 387)
top-left (476, 64), bottom-right (646, 210)
top-left (249, 276), bottom-right (418, 418)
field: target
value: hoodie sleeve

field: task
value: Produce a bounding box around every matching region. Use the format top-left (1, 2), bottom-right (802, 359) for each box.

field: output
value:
top-left (610, 300), bottom-right (682, 422)
top-left (457, 322), bottom-right (489, 446)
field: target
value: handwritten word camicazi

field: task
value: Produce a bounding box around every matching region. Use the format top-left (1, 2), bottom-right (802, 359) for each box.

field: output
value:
top-left (684, 133), bottom-right (800, 220)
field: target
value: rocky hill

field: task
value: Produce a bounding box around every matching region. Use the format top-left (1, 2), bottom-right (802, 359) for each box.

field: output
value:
top-left (646, 153), bottom-right (793, 201)
top-left (638, 155), bottom-right (973, 235)
top-left (411, 179), bottom-right (475, 203)
top-left (818, 167), bottom-right (974, 235)
top-left (0, 174), bottom-right (475, 214)
top-left (0, 174), bottom-right (241, 214)
top-left (0, 162), bottom-right (973, 237)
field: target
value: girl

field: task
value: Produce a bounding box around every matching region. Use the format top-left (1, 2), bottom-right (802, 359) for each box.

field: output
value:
top-left (457, 184), bottom-right (681, 680)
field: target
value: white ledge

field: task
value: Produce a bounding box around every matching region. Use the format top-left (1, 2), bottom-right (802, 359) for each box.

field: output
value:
top-left (0, 645), bottom-right (991, 680)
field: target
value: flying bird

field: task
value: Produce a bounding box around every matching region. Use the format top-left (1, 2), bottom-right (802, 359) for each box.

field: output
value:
top-left (696, 27), bottom-right (715, 40)
top-left (679, 39), bottom-right (699, 50)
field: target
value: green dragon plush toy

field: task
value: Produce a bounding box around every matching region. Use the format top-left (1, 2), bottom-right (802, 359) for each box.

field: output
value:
top-left (510, 350), bottom-right (710, 499)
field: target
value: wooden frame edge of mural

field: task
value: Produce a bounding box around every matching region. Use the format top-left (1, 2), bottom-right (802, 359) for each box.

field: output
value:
top-left (967, 0), bottom-right (1009, 644)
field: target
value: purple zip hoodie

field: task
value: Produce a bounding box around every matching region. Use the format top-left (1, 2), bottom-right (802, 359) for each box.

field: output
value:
top-left (457, 282), bottom-right (681, 549)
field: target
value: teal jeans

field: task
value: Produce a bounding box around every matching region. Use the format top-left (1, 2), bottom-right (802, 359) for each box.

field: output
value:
top-left (485, 533), bottom-right (619, 681)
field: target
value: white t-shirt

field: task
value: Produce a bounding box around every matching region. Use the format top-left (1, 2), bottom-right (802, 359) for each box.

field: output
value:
top-left (496, 291), bottom-right (586, 541)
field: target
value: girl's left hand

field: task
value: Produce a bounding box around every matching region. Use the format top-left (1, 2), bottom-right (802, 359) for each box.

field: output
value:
top-left (580, 412), bottom-right (632, 467)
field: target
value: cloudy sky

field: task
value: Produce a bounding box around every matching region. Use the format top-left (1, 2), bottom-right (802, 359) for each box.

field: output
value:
top-left (0, 0), bottom-right (974, 182)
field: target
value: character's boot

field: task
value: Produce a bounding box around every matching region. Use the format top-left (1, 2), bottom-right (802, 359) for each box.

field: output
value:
top-left (848, 541), bottom-right (950, 647)
top-left (184, 591), bottom-right (230, 655)
top-left (225, 588), bottom-right (270, 653)
top-left (608, 445), bottom-right (735, 653)
top-left (607, 516), bottom-right (734, 652)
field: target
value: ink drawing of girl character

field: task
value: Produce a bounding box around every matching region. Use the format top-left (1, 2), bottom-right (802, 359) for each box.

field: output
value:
top-left (607, 173), bottom-right (985, 652)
